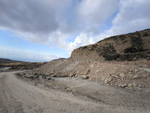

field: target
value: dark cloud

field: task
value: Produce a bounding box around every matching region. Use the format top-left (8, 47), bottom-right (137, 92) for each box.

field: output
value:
top-left (0, 0), bottom-right (117, 34)
top-left (0, 0), bottom-right (61, 34)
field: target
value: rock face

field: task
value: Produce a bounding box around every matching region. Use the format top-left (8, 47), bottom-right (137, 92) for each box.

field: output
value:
top-left (71, 29), bottom-right (150, 61)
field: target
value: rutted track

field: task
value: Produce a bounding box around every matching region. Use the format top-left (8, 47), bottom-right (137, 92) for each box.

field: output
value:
top-left (0, 71), bottom-right (150, 113)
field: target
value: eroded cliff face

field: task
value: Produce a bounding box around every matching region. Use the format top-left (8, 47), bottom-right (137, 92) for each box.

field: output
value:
top-left (32, 29), bottom-right (150, 91)
top-left (71, 29), bottom-right (150, 61)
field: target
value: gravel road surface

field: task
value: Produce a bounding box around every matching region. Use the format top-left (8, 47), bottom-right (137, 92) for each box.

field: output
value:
top-left (0, 71), bottom-right (150, 113)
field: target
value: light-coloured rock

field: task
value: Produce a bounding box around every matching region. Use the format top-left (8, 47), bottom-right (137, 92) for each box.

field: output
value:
top-left (132, 83), bottom-right (138, 87)
top-left (110, 74), bottom-right (119, 78)
top-left (133, 75), bottom-right (139, 79)
top-left (128, 83), bottom-right (133, 88)
top-left (119, 73), bottom-right (125, 79)
top-left (66, 87), bottom-right (71, 91)
top-left (81, 75), bottom-right (89, 79)
top-left (104, 77), bottom-right (113, 84)
top-left (120, 84), bottom-right (127, 88)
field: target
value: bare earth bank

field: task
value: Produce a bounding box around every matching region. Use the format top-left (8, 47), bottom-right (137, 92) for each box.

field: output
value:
top-left (0, 71), bottom-right (150, 113)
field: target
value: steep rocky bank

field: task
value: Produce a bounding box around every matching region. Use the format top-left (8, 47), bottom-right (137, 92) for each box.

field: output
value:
top-left (71, 29), bottom-right (150, 61)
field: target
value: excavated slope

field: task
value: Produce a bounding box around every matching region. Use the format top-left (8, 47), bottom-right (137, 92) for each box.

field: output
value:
top-left (71, 29), bottom-right (150, 61)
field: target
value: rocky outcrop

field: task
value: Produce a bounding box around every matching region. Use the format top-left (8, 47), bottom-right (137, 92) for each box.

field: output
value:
top-left (71, 29), bottom-right (150, 61)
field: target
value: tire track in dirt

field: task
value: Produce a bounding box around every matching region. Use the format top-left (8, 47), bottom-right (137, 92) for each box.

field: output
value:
top-left (1, 71), bottom-right (150, 113)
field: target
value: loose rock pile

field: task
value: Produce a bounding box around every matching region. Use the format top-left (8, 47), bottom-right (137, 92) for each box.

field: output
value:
top-left (31, 60), bottom-right (150, 92)
top-left (102, 68), bottom-right (150, 91)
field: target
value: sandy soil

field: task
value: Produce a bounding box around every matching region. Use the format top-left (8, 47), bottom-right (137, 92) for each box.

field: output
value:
top-left (0, 71), bottom-right (150, 113)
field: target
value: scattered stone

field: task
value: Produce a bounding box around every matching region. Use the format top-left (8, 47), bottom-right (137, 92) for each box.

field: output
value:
top-left (104, 77), bottom-right (113, 84)
top-left (120, 84), bottom-right (127, 88)
top-left (132, 83), bottom-right (138, 87)
top-left (128, 84), bottom-right (133, 88)
top-left (46, 76), bottom-right (51, 80)
top-left (119, 73), bottom-right (125, 79)
top-left (81, 75), bottom-right (89, 79)
top-left (66, 87), bottom-right (71, 91)
top-left (88, 77), bottom-right (92, 81)
top-left (133, 75), bottom-right (139, 79)
top-left (110, 74), bottom-right (119, 78)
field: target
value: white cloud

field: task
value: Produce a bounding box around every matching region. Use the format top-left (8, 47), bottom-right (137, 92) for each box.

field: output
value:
top-left (77, 0), bottom-right (118, 33)
top-left (67, 33), bottom-right (95, 53)
top-left (0, 0), bottom-right (150, 57)
top-left (108, 0), bottom-right (150, 35)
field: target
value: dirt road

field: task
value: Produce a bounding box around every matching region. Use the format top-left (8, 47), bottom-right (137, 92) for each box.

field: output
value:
top-left (0, 71), bottom-right (150, 113)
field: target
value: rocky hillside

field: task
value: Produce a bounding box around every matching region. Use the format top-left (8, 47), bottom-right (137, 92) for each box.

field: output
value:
top-left (71, 29), bottom-right (150, 61)
top-left (33, 29), bottom-right (150, 92)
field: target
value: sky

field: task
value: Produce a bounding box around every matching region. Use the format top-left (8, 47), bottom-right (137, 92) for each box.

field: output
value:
top-left (0, 0), bottom-right (150, 62)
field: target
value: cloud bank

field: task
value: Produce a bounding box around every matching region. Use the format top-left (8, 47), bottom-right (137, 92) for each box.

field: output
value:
top-left (0, 0), bottom-right (150, 55)
top-left (0, 47), bottom-right (59, 62)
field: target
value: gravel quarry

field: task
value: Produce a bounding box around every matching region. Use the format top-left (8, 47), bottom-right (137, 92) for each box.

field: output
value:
top-left (1, 29), bottom-right (150, 113)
